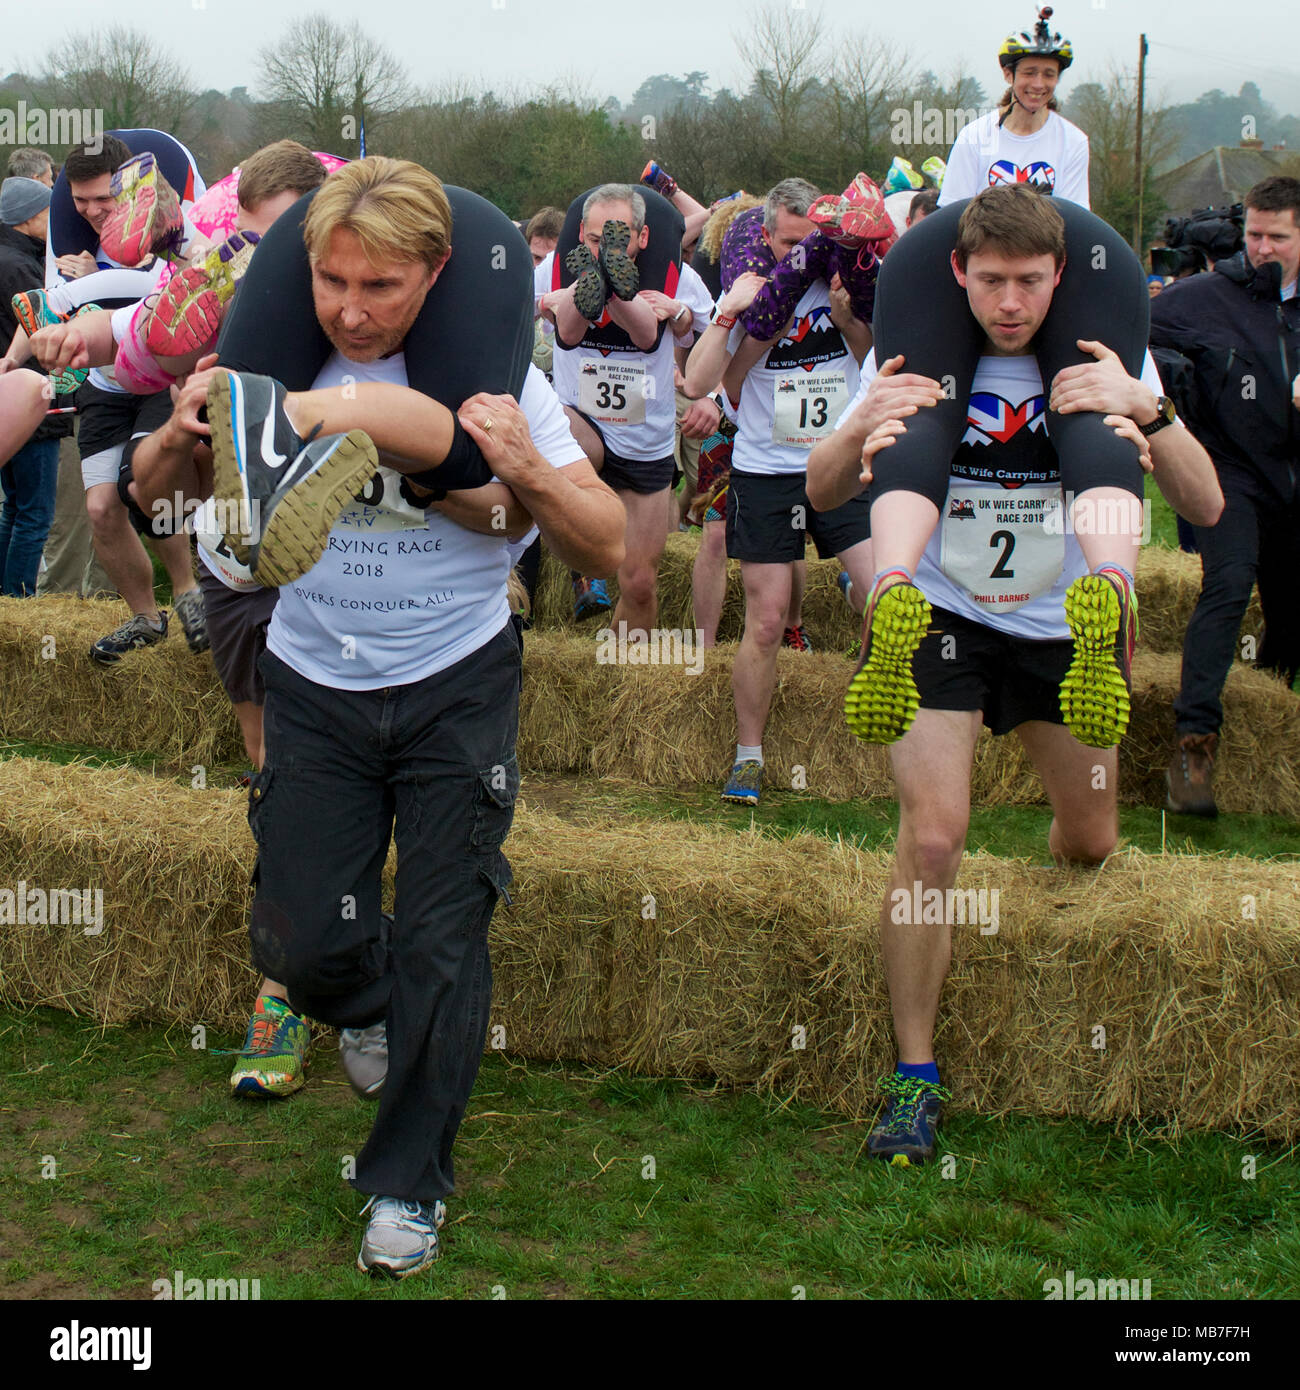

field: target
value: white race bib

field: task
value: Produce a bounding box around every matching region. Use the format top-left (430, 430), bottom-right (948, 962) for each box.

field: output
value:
top-left (771, 371), bottom-right (849, 448)
top-left (195, 497), bottom-right (259, 592)
top-left (939, 483), bottom-right (1065, 612)
top-left (577, 357), bottom-right (647, 426)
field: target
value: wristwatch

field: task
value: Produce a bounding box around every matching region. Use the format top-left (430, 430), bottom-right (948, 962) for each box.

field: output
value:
top-left (1137, 395), bottom-right (1177, 437)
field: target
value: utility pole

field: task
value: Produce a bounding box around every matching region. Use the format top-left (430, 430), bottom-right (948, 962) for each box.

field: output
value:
top-left (1134, 32), bottom-right (1148, 257)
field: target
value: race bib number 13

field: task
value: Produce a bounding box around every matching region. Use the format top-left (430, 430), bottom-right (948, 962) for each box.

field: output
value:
top-left (771, 371), bottom-right (849, 448)
top-left (578, 359), bottom-right (647, 426)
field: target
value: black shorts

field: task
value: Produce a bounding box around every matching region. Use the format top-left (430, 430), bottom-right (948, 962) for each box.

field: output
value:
top-left (572, 408), bottom-right (675, 495)
top-left (913, 605), bottom-right (1073, 736)
top-left (116, 391), bottom-right (180, 537)
top-left (76, 383), bottom-right (150, 461)
top-left (725, 468), bottom-right (871, 564)
top-left (200, 566), bottom-right (279, 706)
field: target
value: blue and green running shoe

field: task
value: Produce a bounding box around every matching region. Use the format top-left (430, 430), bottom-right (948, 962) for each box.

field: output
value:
top-left (867, 1073), bottom-right (952, 1165)
top-left (722, 758), bottom-right (763, 806)
top-left (226, 995), bottom-right (310, 1097)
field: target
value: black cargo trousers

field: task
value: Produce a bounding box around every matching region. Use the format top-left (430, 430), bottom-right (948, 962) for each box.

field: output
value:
top-left (247, 622), bottom-right (521, 1205)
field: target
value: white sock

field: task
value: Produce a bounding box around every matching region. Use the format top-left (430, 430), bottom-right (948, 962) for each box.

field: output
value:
top-left (736, 744), bottom-right (763, 766)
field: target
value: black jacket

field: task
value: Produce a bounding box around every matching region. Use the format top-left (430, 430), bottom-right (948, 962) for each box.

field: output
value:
top-left (1149, 252), bottom-right (1299, 501)
top-left (0, 222), bottom-right (72, 444)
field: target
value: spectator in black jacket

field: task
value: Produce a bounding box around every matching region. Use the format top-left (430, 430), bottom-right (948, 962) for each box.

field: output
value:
top-left (0, 176), bottom-right (73, 595)
top-left (1150, 176), bottom-right (1300, 815)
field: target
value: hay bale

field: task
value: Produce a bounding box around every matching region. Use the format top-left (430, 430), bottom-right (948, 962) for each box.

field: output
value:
top-left (3, 756), bottom-right (1297, 1137)
top-left (532, 535), bottom-right (1266, 656)
top-left (0, 595), bottom-right (241, 766)
top-left (3, 601), bottom-right (1296, 813)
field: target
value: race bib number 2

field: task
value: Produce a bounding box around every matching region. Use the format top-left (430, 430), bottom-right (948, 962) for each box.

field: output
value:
top-left (771, 371), bottom-right (849, 448)
top-left (578, 359), bottom-right (648, 426)
top-left (939, 484), bottom-right (1065, 611)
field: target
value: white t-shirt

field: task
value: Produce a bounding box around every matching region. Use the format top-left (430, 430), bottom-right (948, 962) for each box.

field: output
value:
top-left (727, 281), bottom-right (862, 477)
top-left (841, 347), bottom-right (1169, 639)
top-left (242, 357), bottom-right (582, 688)
top-left (939, 110), bottom-right (1090, 208)
top-left (536, 252), bottom-right (713, 461)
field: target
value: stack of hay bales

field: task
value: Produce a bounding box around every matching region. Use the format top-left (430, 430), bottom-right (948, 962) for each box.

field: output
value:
top-left (2, 757), bottom-right (1297, 1138)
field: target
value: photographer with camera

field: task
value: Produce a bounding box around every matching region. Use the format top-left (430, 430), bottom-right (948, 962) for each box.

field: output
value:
top-left (1149, 177), bottom-right (1300, 817)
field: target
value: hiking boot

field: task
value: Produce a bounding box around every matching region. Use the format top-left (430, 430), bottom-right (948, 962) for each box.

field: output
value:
top-left (146, 229), bottom-right (261, 358)
top-left (339, 1022), bottom-right (388, 1099)
top-left (357, 1196), bottom-right (446, 1279)
top-left (639, 160), bottom-right (678, 200)
top-left (572, 574), bottom-right (612, 623)
top-left (89, 610), bottom-right (167, 665)
top-left (100, 152), bottom-right (184, 266)
top-left (783, 624), bottom-right (812, 653)
top-left (1060, 569), bottom-right (1137, 749)
top-left (171, 586), bottom-right (209, 653)
top-left (867, 1073), bottom-right (952, 1165)
top-left (205, 370), bottom-right (379, 585)
top-left (564, 243), bottom-right (608, 322)
top-left (843, 572), bottom-right (931, 744)
top-left (227, 995), bottom-right (311, 1098)
top-left (598, 219), bottom-right (639, 301)
top-left (722, 758), bottom-right (763, 806)
top-left (1166, 732), bottom-right (1219, 818)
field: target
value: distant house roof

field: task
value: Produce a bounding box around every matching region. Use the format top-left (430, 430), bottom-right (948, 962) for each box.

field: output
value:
top-left (1156, 146), bottom-right (1296, 215)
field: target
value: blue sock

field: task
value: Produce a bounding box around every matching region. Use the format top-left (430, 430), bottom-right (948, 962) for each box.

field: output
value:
top-left (896, 1060), bottom-right (941, 1086)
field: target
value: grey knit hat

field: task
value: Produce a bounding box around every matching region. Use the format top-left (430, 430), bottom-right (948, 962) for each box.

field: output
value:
top-left (0, 176), bottom-right (52, 227)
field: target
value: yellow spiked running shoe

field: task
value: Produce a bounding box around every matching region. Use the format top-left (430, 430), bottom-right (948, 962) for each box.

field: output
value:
top-left (1060, 569), bottom-right (1138, 748)
top-left (843, 572), bottom-right (932, 744)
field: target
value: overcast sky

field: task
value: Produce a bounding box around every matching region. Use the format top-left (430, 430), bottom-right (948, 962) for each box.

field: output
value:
top-left (5, 0), bottom-right (1299, 114)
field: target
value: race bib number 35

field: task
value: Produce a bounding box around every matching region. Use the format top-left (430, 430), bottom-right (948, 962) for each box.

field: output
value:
top-left (771, 371), bottom-right (849, 448)
top-left (578, 359), bottom-right (648, 426)
top-left (939, 483), bottom-right (1065, 611)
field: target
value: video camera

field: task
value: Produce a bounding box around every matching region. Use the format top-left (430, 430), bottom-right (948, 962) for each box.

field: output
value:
top-left (1151, 204), bottom-right (1244, 278)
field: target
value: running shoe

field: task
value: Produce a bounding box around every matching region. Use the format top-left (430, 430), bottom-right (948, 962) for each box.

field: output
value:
top-left (640, 160), bottom-right (678, 200)
top-left (227, 995), bottom-right (311, 1098)
top-left (11, 288), bottom-right (64, 337)
top-left (171, 586), bottom-right (209, 653)
top-left (1166, 732), bottom-right (1219, 818)
top-left (866, 1073), bottom-right (952, 1165)
top-left (572, 574), bottom-right (612, 622)
top-left (843, 572), bottom-right (931, 744)
top-left (564, 243), bottom-right (608, 322)
top-left (205, 370), bottom-right (379, 585)
top-left (1060, 569), bottom-right (1137, 749)
top-left (358, 1196), bottom-right (446, 1279)
top-left (882, 156), bottom-right (924, 195)
top-left (339, 1022), bottom-right (387, 1099)
top-left (89, 610), bottom-right (167, 666)
top-left (808, 173), bottom-right (893, 247)
top-left (921, 156), bottom-right (947, 189)
top-left (145, 229), bottom-right (261, 358)
top-left (783, 625), bottom-right (813, 653)
top-left (598, 219), bottom-right (639, 302)
top-left (722, 758), bottom-right (763, 805)
top-left (99, 152), bottom-right (184, 267)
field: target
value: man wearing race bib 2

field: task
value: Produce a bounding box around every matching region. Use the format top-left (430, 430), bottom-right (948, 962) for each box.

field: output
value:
top-left (807, 184), bottom-right (1221, 1164)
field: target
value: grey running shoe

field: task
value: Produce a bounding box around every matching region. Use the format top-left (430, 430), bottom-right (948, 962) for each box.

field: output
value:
top-left (89, 610), bottom-right (168, 665)
top-left (357, 1196), bottom-right (446, 1279)
top-left (171, 586), bottom-right (209, 653)
top-left (339, 1022), bottom-right (387, 1099)
top-left (206, 370), bottom-right (379, 586)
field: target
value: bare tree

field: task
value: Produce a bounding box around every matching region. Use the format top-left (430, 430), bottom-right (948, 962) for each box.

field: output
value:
top-left (44, 26), bottom-right (193, 134)
top-left (737, 4), bottom-right (828, 146)
top-left (259, 14), bottom-right (413, 154)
